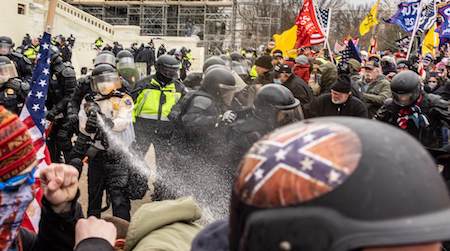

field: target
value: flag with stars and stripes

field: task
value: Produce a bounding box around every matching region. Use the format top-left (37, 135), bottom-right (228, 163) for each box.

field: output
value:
top-left (19, 32), bottom-right (52, 233)
top-left (316, 8), bottom-right (331, 34)
top-left (418, 1), bottom-right (436, 33)
top-left (295, 0), bottom-right (326, 48)
top-left (340, 39), bottom-right (362, 63)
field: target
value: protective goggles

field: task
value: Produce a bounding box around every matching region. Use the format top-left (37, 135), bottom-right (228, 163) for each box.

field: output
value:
top-left (0, 168), bottom-right (36, 191)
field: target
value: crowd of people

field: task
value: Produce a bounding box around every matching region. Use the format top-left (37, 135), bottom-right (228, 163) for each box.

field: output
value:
top-left (0, 32), bottom-right (450, 251)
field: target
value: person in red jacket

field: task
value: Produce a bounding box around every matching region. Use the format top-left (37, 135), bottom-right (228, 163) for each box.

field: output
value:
top-left (293, 55), bottom-right (311, 83)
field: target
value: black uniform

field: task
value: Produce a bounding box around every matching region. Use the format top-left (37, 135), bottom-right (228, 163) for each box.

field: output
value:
top-left (8, 52), bottom-right (33, 82)
top-left (136, 46), bottom-right (155, 76)
top-left (0, 78), bottom-right (29, 114)
top-left (305, 93), bottom-right (369, 118)
top-left (46, 57), bottom-right (76, 163)
top-left (157, 45), bottom-right (166, 58)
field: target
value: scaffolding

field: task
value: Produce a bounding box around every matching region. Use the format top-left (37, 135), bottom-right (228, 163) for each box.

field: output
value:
top-left (65, 0), bottom-right (281, 53)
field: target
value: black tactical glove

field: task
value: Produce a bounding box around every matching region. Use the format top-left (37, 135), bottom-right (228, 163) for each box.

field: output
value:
top-left (46, 109), bottom-right (58, 122)
top-left (66, 112), bottom-right (79, 127)
top-left (85, 112), bottom-right (98, 134)
top-left (56, 129), bottom-right (73, 151)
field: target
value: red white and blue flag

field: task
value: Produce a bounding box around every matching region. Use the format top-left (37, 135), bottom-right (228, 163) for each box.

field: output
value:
top-left (19, 32), bottom-right (52, 233)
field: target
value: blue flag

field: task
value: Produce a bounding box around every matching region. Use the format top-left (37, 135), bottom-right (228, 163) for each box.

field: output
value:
top-left (341, 39), bottom-right (362, 63)
top-left (418, 2), bottom-right (436, 33)
top-left (437, 4), bottom-right (450, 39)
top-left (385, 0), bottom-right (422, 33)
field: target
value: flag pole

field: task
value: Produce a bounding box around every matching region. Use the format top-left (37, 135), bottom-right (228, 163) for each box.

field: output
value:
top-left (407, 1), bottom-right (424, 60)
top-left (325, 8), bottom-right (335, 65)
top-left (45, 0), bottom-right (58, 34)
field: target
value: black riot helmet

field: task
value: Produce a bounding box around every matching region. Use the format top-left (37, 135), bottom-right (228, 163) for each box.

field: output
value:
top-left (254, 84), bottom-right (302, 126)
top-left (390, 70), bottom-right (422, 107)
top-left (201, 67), bottom-right (236, 105)
top-left (203, 56), bottom-right (226, 72)
top-left (155, 55), bottom-right (180, 80)
top-left (230, 51), bottom-right (244, 62)
top-left (227, 117), bottom-right (450, 251)
top-left (0, 36), bottom-right (13, 56)
top-left (94, 50), bottom-right (116, 68)
top-left (91, 63), bottom-right (122, 96)
top-left (49, 45), bottom-right (62, 64)
top-left (0, 56), bottom-right (18, 84)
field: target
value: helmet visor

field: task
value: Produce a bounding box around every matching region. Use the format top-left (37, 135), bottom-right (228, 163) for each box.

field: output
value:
top-left (94, 53), bottom-right (116, 67)
top-left (91, 72), bottom-right (122, 95)
top-left (231, 63), bottom-right (249, 76)
top-left (158, 64), bottom-right (180, 80)
top-left (117, 57), bottom-right (135, 70)
top-left (219, 83), bottom-right (237, 106)
top-left (393, 92), bottom-right (419, 107)
top-left (0, 63), bottom-right (18, 84)
top-left (276, 106), bottom-right (303, 126)
top-left (0, 43), bottom-right (11, 56)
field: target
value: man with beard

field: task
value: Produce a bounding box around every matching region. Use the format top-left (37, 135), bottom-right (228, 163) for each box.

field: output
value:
top-left (361, 60), bottom-right (392, 118)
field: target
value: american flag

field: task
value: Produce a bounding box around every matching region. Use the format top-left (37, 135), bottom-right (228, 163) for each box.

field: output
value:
top-left (316, 8), bottom-right (331, 34)
top-left (418, 2), bottom-right (437, 33)
top-left (396, 36), bottom-right (411, 50)
top-left (19, 32), bottom-right (52, 233)
top-left (341, 39), bottom-right (362, 63)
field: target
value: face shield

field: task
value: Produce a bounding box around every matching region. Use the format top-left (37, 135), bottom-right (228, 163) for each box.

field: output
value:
top-left (276, 105), bottom-right (303, 126)
top-left (91, 72), bottom-right (122, 96)
top-left (231, 63), bottom-right (249, 77)
top-left (219, 83), bottom-right (237, 106)
top-left (0, 63), bottom-right (18, 84)
top-left (94, 53), bottom-right (116, 67)
top-left (393, 91), bottom-right (420, 107)
top-left (0, 43), bottom-right (11, 56)
top-left (117, 57), bottom-right (139, 89)
top-left (158, 64), bottom-right (180, 80)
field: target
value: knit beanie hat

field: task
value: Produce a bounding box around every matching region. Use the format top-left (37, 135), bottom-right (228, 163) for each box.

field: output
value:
top-left (255, 55), bottom-right (274, 70)
top-left (331, 75), bottom-right (352, 93)
top-left (295, 55), bottom-right (309, 65)
top-left (0, 106), bottom-right (36, 182)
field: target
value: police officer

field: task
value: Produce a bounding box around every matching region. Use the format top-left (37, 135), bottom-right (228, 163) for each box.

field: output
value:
top-left (0, 36), bottom-right (33, 82)
top-left (71, 63), bottom-right (134, 221)
top-left (192, 117), bottom-right (450, 251)
top-left (375, 71), bottom-right (450, 168)
top-left (0, 56), bottom-right (29, 114)
top-left (228, 84), bottom-right (303, 165)
top-left (116, 50), bottom-right (139, 90)
top-left (132, 54), bottom-right (186, 158)
top-left (46, 45), bottom-right (76, 163)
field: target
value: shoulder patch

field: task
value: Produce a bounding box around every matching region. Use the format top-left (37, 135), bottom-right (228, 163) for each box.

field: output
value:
top-left (192, 96), bottom-right (213, 110)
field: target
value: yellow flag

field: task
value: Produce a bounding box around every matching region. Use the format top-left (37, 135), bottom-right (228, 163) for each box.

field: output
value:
top-left (422, 24), bottom-right (439, 57)
top-left (272, 25), bottom-right (298, 58)
top-left (359, 0), bottom-right (380, 36)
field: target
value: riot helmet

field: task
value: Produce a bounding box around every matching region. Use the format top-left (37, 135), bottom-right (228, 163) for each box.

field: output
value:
top-left (94, 50), bottom-right (116, 68)
top-left (0, 36), bottom-right (13, 56)
top-left (116, 50), bottom-right (138, 88)
top-left (49, 45), bottom-right (62, 64)
top-left (155, 55), bottom-right (180, 80)
top-left (254, 84), bottom-right (302, 126)
top-left (228, 117), bottom-right (450, 251)
top-left (203, 56), bottom-right (226, 72)
top-left (91, 64), bottom-right (122, 96)
top-left (390, 70), bottom-right (421, 107)
top-left (202, 67), bottom-right (236, 106)
top-left (230, 52), bottom-right (244, 62)
top-left (0, 56), bottom-right (18, 84)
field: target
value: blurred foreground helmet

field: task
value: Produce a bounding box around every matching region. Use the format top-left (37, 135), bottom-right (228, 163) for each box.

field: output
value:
top-left (155, 55), bottom-right (180, 80)
top-left (203, 56), bottom-right (226, 72)
top-left (91, 64), bottom-right (122, 96)
top-left (390, 70), bottom-right (421, 107)
top-left (229, 117), bottom-right (450, 251)
top-left (0, 56), bottom-right (18, 84)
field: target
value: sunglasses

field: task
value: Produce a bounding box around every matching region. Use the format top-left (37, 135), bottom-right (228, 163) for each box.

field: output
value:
top-left (0, 168), bottom-right (36, 191)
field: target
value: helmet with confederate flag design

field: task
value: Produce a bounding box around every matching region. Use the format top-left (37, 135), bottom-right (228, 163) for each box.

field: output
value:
top-left (229, 117), bottom-right (450, 251)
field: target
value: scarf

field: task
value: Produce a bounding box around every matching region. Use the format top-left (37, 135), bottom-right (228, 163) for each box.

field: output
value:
top-left (0, 184), bottom-right (35, 251)
top-left (396, 95), bottom-right (430, 130)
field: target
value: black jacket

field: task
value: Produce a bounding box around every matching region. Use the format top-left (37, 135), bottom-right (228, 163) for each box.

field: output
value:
top-left (47, 59), bottom-right (77, 117)
top-left (375, 93), bottom-right (450, 149)
top-left (305, 93), bottom-right (368, 118)
top-left (19, 195), bottom-right (83, 251)
top-left (283, 75), bottom-right (314, 106)
top-left (435, 81), bottom-right (450, 101)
